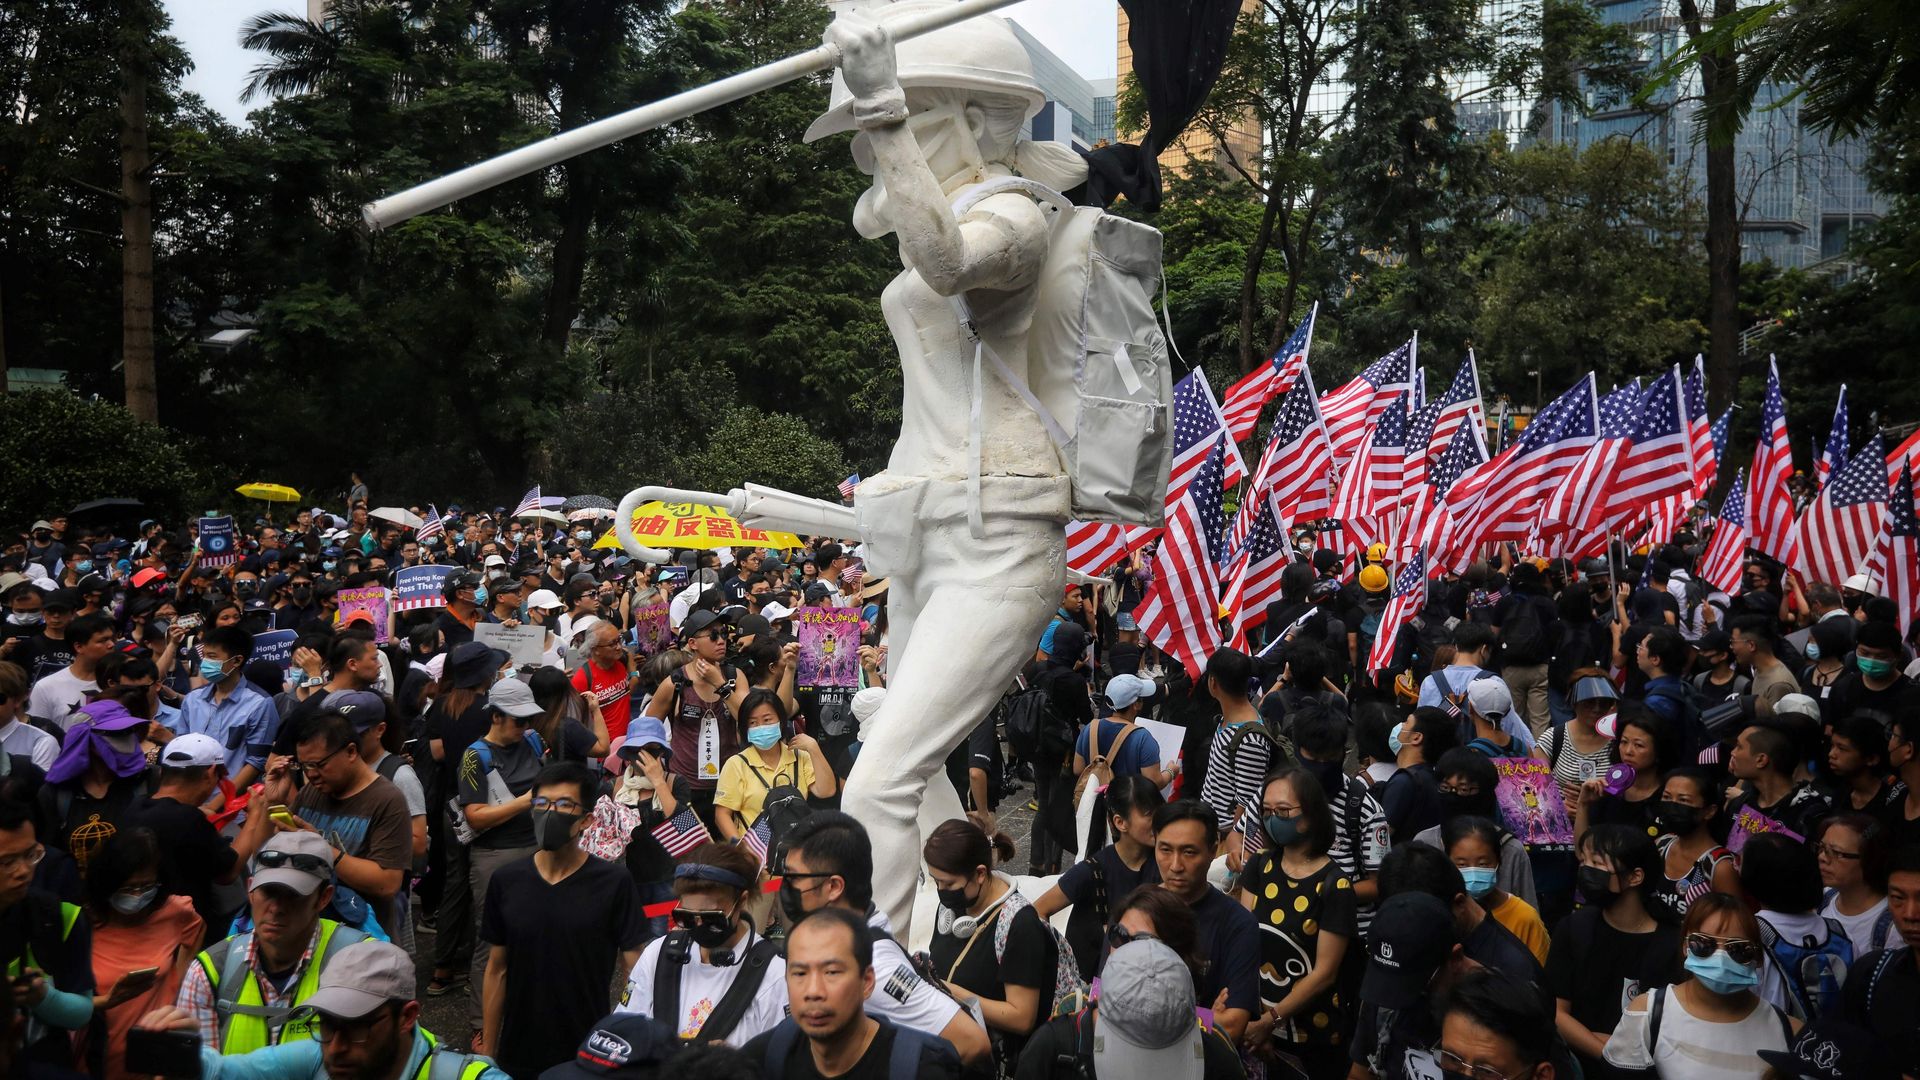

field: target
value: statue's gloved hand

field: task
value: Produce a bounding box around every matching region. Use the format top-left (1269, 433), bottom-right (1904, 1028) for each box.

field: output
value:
top-left (825, 14), bottom-right (907, 127)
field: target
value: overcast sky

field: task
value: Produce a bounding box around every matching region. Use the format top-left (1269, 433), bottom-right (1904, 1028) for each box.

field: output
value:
top-left (165, 0), bottom-right (1119, 125)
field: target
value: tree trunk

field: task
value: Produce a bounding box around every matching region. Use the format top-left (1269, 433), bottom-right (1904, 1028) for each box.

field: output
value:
top-left (541, 159), bottom-right (595, 353)
top-left (1681, 0), bottom-right (1741, 432)
top-left (119, 57), bottom-right (157, 422)
top-left (0, 274), bottom-right (9, 391)
top-left (1237, 192), bottom-right (1283, 374)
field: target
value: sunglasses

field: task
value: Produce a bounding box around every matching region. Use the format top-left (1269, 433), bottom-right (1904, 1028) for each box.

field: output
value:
top-left (253, 850), bottom-right (332, 875)
top-left (670, 908), bottom-right (732, 933)
top-left (1106, 925), bottom-right (1160, 951)
top-left (1685, 933), bottom-right (1761, 967)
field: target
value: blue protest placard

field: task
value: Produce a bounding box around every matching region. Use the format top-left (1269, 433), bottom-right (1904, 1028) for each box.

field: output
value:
top-left (198, 516), bottom-right (238, 567)
top-left (253, 630), bottom-right (298, 672)
top-left (392, 565), bottom-right (455, 612)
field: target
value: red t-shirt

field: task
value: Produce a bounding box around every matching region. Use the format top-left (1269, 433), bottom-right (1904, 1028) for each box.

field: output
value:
top-left (571, 661), bottom-right (633, 746)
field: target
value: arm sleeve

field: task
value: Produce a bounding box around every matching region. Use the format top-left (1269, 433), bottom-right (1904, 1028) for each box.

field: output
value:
top-left (712, 756), bottom-right (747, 813)
top-left (615, 939), bottom-right (661, 1016)
top-left (1321, 875), bottom-right (1359, 940)
top-left (197, 1040), bottom-right (325, 1080)
top-left (479, 869), bottom-right (508, 946)
top-left (1220, 910), bottom-right (1263, 1014)
top-left (1055, 860), bottom-right (1093, 906)
top-left (31, 985), bottom-right (91, 1028)
top-left (1501, 836), bottom-right (1538, 908)
top-left (362, 790), bottom-right (414, 870)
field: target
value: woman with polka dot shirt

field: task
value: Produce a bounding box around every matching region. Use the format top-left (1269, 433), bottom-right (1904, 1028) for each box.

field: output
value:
top-left (1238, 765), bottom-right (1357, 1077)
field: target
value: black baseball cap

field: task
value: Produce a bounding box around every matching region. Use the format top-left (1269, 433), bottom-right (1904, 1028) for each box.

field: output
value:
top-left (682, 609), bottom-right (726, 638)
top-left (539, 1014), bottom-right (676, 1080)
top-left (1360, 893), bottom-right (1457, 1011)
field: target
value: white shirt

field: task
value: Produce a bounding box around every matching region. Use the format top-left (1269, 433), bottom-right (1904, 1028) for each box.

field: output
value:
top-left (1821, 893), bottom-right (1890, 955)
top-left (1605, 985), bottom-right (1789, 1079)
top-left (0, 719), bottom-right (58, 770)
top-left (864, 910), bottom-right (966, 1037)
top-left (614, 929), bottom-right (787, 1048)
top-left (26, 668), bottom-right (95, 728)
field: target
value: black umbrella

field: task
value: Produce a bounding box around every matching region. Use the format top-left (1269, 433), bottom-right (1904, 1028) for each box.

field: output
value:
top-left (562, 494), bottom-right (614, 511)
top-left (68, 497), bottom-right (145, 523)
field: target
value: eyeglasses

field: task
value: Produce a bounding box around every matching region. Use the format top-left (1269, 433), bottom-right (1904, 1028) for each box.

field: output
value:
top-left (253, 850), bottom-right (332, 875)
top-left (293, 744), bottom-right (349, 774)
top-left (1430, 1046), bottom-right (1539, 1080)
top-left (1813, 842), bottom-right (1862, 861)
top-left (1106, 925), bottom-right (1160, 950)
top-left (0, 845), bottom-right (45, 873)
top-left (1685, 933), bottom-right (1762, 967)
top-left (311, 1009), bottom-right (393, 1045)
top-left (530, 797), bottom-right (584, 813)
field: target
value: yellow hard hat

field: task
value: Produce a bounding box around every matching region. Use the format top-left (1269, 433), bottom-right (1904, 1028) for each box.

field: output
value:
top-left (1394, 671), bottom-right (1418, 704)
top-left (1360, 564), bottom-right (1390, 594)
top-left (1365, 542), bottom-right (1388, 564)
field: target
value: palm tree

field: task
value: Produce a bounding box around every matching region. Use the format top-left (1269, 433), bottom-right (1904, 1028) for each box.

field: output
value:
top-left (238, 8), bottom-right (345, 103)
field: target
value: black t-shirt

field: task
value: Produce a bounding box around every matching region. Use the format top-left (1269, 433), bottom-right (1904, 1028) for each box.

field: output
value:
top-left (929, 900), bottom-right (1056, 1064)
top-left (1545, 908), bottom-right (1680, 1080)
top-left (37, 774), bottom-right (147, 863)
top-left (1013, 1012), bottom-right (1242, 1079)
top-left (623, 775), bottom-right (694, 885)
top-left (1836, 672), bottom-right (1920, 720)
top-left (123, 793), bottom-right (240, 944)
top-left (1587, 789), bottom-right (1661, 840)
top-left (1630, 587), bottom-right (1680, 627)
top-left (1846, 948), bottom-right (1920, 1076)
top-left (20, 633), bottom-right (74, 683)
top-left (1726, 781), bottom-right (1833, 841)
top-left (744, 1019), bottom-right (963, 1080)
top-left (1465, 911), bottom-right (1545, 984)
top-left (1190, 885), bottom-right (1262, 1016)
top-left (457, 736), bottom-right (542, 850)
top-left (1057, 845), bottom-right (1160, 977)
top-left (426, 698), bottom-right (494, 791)
top-left (1349, 1000), bottom-right (1441, 1080)
top-left (480, 855), bottom-right (644, 1078)
top-left (274, 687), bottom-right (339, 755)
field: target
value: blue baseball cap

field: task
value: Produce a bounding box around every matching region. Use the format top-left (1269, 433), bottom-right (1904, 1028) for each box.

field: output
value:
top-left (619, 716), bottom-right (670, 759)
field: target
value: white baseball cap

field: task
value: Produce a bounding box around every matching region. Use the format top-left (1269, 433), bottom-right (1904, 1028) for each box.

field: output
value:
top-left (527, 588), bottom-right (564, 612)
top-left (159, 733), bottom-right (226, 769)
top-left (760, 600), bottom-right (794, 622)
top-left (1466, 677), bottom-right (1513, 721)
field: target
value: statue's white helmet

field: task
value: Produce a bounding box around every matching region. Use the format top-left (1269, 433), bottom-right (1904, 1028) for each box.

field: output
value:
top-left (804, 0), bottom-right (1048, 143)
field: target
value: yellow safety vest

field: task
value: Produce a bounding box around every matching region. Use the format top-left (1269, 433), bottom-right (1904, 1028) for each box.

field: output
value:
top-left (2, 899), bottom-right (82, 978)
top-left (415, 1030), bottom-right (496, 1080)
top-left (196, 918), bottom-right (368, 1054)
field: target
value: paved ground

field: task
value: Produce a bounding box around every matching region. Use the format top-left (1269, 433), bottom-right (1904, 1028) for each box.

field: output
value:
top-left (414, 775), bottom-right (1041, 1050)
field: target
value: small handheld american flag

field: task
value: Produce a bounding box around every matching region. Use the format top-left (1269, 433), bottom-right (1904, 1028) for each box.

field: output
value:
top-left (650, 807), bottom-right (712, 858)
top-left (416, 504), bottom-right (444, 543)
top-left (741, 816), bottom-right (772, 867)
top-left (838, 473), bottom-right (861, 500)
top-left (512, 486), bottom-right (542, 518)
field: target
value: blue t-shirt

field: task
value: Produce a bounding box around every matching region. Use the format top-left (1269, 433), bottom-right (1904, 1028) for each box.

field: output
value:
top-left (1072, 718), bottom-right (1161, 779)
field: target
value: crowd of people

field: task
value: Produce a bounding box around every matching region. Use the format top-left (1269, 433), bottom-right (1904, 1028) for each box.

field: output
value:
top-left (0, 499), bottom-right (1915, 1080)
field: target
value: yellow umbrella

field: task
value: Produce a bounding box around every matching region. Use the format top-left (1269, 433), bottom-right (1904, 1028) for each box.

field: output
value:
top-left (621, 501), bottom-right (801, 551)
top-left (236, 483), bottom-right (302, 503)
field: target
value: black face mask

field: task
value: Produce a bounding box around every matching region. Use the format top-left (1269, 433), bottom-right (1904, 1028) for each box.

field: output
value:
top-left (1302, 758), bottom-right (1346, 799)
top-left (778, 878), bottom-right (813, 925)
top-left (1576, 865), bottom-right (1620, 904)
top-left (936, 880), bottom-right (977, 914)
top-left (291, 586), bottom-right (313, 605)
top-left (1440, 791), bottom-right (1494, 822)
top-left (1655, 800), bottom-right (1702, 836)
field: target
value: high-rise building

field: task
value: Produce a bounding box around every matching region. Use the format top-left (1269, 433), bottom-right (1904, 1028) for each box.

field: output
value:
top-left (1116, 0), bottom-right (1262, 179)
top-left (1008, 21), bottom-right (1103, 152)
top-left (1540, 0), bottom-right (1884, 270)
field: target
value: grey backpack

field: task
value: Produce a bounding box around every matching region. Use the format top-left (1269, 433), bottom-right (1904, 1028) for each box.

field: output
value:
top-left (948, 177), bottom-right (1174, 530)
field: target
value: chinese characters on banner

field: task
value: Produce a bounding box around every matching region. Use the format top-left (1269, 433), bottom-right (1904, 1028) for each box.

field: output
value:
top-left (1727, 805), bottom-right (1803, 855)
top-left (631, 603), bottom-right (671, 655)
top-left (625, 503), bottom-right (802, 549)
top-left (335, 586), bottom-right (392, 643)
top-left (1491, 758), bottom-right (1574, 847)
top-left (796, 609), bottom-right (862, 688)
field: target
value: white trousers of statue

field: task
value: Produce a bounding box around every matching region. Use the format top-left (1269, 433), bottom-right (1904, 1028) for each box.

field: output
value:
top-left (845, 471), bottom-right (1068, 933)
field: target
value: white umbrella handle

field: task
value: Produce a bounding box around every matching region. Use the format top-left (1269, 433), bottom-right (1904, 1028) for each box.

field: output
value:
top-left (612, 487), bottom-right (743, 563)
top-left (362, 0), bottom-right (1021, 229)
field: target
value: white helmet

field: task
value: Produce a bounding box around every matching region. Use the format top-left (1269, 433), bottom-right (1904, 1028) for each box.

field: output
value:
top-left (804, 0), bottom-right (1047, 143)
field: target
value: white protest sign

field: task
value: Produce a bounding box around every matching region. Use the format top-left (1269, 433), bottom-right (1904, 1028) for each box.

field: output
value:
top-left (475, 622), bottom-right (546, 667)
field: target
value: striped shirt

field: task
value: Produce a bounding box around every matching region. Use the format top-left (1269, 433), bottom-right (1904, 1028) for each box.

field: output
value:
top-left (1536, 726), bottom-right (1613, 807)
top-left (1201, 721), bottom-right (1275, 834)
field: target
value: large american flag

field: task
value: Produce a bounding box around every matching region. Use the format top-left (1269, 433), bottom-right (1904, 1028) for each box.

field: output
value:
top-left (1710, 406), bottom-right (1734, 474)
top-left (1064, 521), bottom-right (1156, 575)
top-left (416, 504), bottom-right (445, 544)
top-left (1136, 438), bottom-right (1228, 679)
top-left (1540, 379), bottom-right (1640, 544)
top-left (1332, 390), bottom-right (1409, 521)
top-left (1606, 366), bottom-right (1697, 516)
top-left (1748, 357), bottom-right (1798, 564)
top-left (1403, 353), bottom-right (1484, 490)
top-left (1366, 550), bottom-right (1427, 674)
top-left (1237, 365), bottom-right (1334, 540)
top-left (650, 807), bottom-right (713, 858)
top-left (512, 485), bottom-right (543, 518)
top-left (1817, 385), bottom-right (1850, 487)
top-left (1320, 337), bottom-right (1416, 464)
top-left (1169, 370), bottom-right (1247, 496)
top-left (1223, 493), bottom-right (1293, 647)
top-left (1220, 303), bottom-right (1317, 442)
top-left (1403, 420), bottom-right (1490, 564)
top-left (1446, 374), bottom-right (1599, 563)
top-left (1793, 431), bottom-right (1887, 589)
top-left (1698, 471), bottom-right (1750, 594)
top-left (1874, 459), bottom-right (1920, 633)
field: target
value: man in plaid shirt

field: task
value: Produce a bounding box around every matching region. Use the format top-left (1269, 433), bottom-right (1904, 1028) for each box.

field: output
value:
top-left (175, 832), bottom-right (370, 1052)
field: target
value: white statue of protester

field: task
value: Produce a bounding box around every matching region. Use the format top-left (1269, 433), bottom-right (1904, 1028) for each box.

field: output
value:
top-left (810, 2), bottom-right (1087, 933)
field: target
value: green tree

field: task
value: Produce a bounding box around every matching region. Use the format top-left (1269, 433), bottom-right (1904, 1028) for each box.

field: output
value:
top-left (0, 389), bottom-right (211, 524)
top-left (681, 407), bottom-right (847, 499)
top-left (1475, 141), bottom-right (1707, 392)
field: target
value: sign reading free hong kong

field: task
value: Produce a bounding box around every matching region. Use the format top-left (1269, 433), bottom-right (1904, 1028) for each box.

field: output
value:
top-left (625, 502), bottom-right (802, 550)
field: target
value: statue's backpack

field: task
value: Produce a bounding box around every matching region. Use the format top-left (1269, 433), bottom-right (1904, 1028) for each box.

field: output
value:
top-left (948, 177), bottom-right (1173, 529)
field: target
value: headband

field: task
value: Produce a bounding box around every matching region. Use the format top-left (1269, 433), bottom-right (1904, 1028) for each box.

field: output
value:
top-left (674, 863), bottom-right (753, 891)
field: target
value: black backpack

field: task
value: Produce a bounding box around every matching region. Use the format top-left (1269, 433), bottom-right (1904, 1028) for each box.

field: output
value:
top-left (747, 765), bottom-right (813, 875)
top-left (652, 929), bottom-right (781, 1043)
top-left (1005, 684), bottom-right (1074, 762)
top-left (1500, 596), bottom-right (1550, 666)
